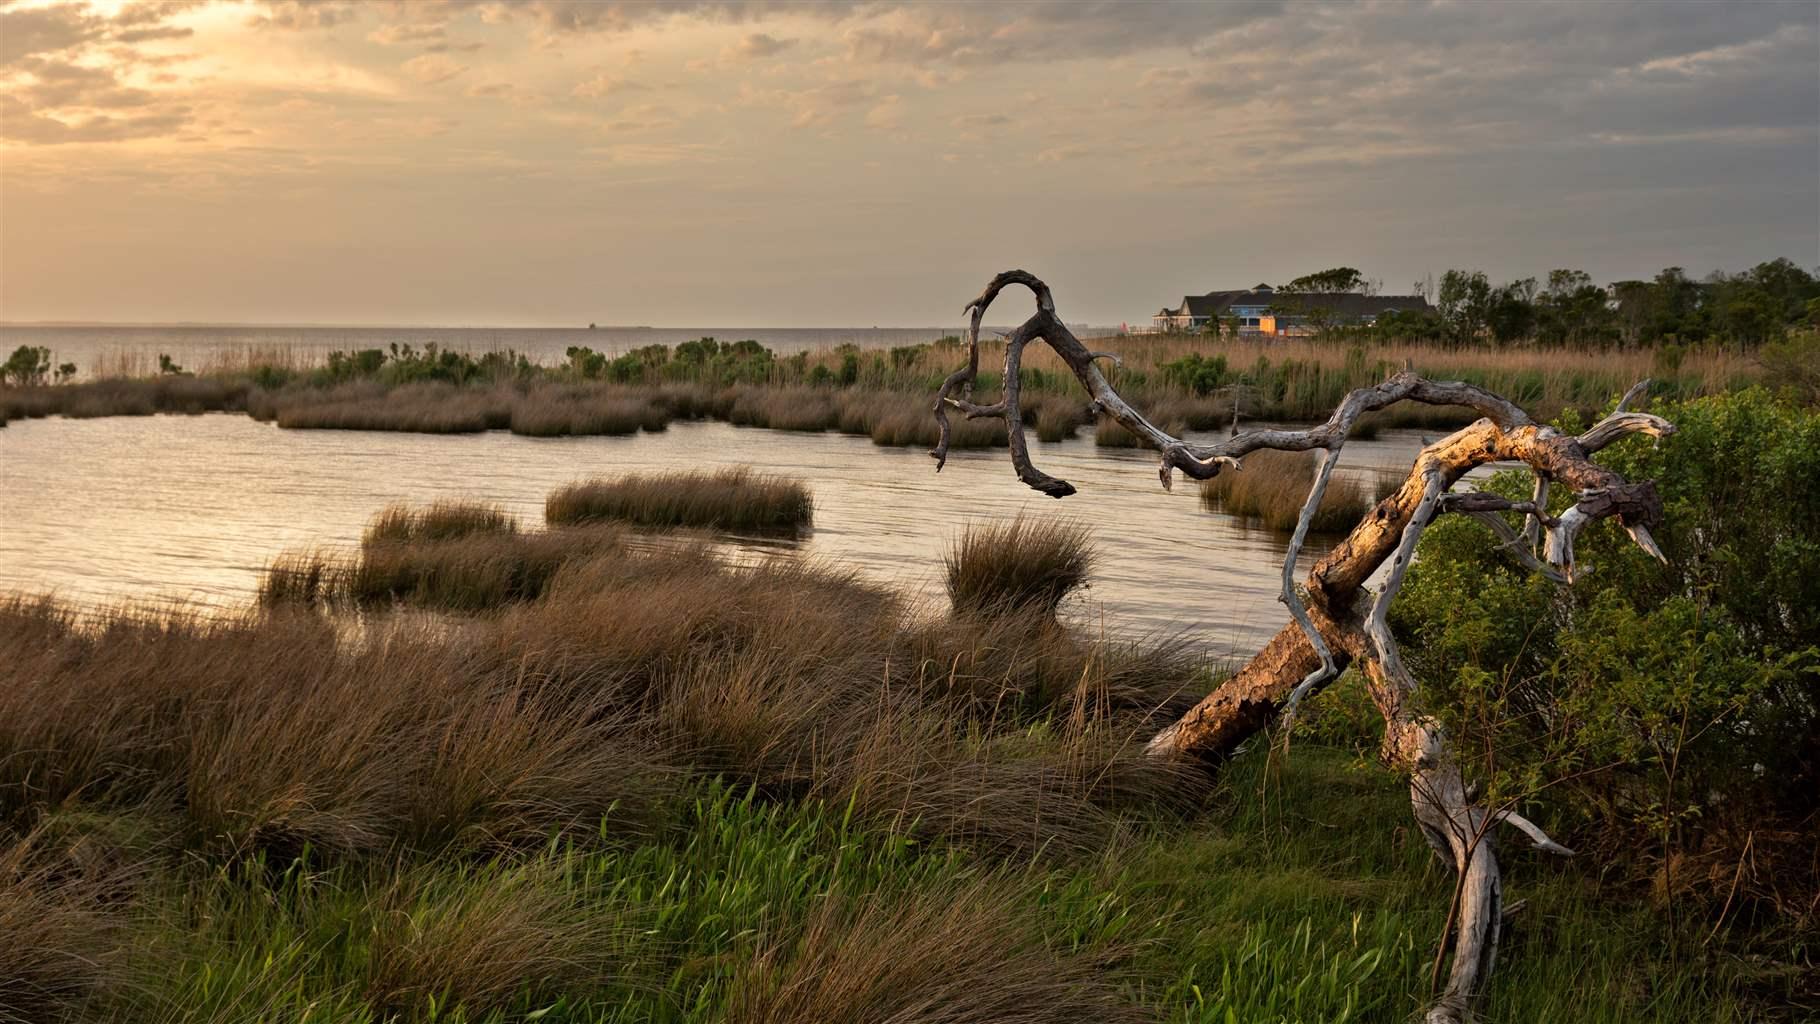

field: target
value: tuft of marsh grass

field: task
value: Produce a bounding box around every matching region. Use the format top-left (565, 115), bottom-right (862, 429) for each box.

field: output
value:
top-left (271, 381), bottom-right (507, 433)
top-left (261, 525), bottom-right (662, 611)
top-left (945, 515), bottom-right (1095, 617)
top-left (1094, 413), bottom-right (1186, 449)
top-left (0, 828), bottom-right (127, 1022)
top-left (726, 879), bottom-right (1146, 1024)
top-left (363, 500), bottom-right (516, 546)
top-left (869, 402), bottom-right (1009, 449)
top-left (545, 466), bottom-right (813, 533)
top-left (364, 858), bottom-right (625, 1019)
top-left (1035, 399), bottom-right (1087, 442)
top-left (727, 388), bottom-right (840, 432)
top-left (1198, 448), bottom-right (1372, 533)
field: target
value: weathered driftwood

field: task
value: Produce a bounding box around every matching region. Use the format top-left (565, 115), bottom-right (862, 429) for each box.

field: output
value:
top-left (930, 270), bottom-right (1674, 1023)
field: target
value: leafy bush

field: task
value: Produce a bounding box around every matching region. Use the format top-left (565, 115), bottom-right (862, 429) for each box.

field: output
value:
top-left (1393, 389), bottom-right (1819, 897)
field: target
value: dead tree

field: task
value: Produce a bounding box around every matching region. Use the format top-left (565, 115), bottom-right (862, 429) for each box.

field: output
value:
top-left (930, 270), bottom-right (1673, 1024)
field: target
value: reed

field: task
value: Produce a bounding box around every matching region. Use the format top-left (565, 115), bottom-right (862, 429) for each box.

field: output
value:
top-left (1198, 449), bottom-right (1372, 532)
top-left (945, 516), bottom-right (1095, 617)
top-left (545, 467), bottom-right (813, 533)
top-left (727, 387), bottom-right (841, 432)
top-left (1034, 398), bottom-right (1086, 442)
top-left (363, 500), bottom-right (517, 545)
top-left (0, 376), bottom-right (249, 420)
top-left (271, 381), bottom-right (508, 433)
top-left (8, 534), bottom-right (1201, 865)
top-left (1094, 413), bottom-right (1186, 449)
top-left (364, 859), bottom-right (626, 1019)
top-left (0, 829), bottom-right (126, 1022)
top-left (261, 525), bottom-right (645, 611)
top-left (868, 401), bottom-right (1009, 449)
top-left (725, 880), bottom-right (1144, 1024)
top-left (0, 526), bottom-right (1770, 1022)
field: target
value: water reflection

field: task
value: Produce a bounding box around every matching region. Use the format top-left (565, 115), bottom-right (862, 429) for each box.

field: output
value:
top-left (0, 415), bottom-right (1445, 658)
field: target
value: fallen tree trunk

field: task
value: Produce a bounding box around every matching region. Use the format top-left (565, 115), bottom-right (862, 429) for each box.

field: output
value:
top-left (931, 271), bottom-right (1673, 1023)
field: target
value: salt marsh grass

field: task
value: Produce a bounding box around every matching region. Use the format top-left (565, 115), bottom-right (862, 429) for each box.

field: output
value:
top-left (545, 466), bottom-right (814, 532)
top-left (0, 496), bottom-right (1777, 1022)
top-left (1198, 449), bottom-right (1374, 533)
top-left (945, 515), bottom-right (1096, 616)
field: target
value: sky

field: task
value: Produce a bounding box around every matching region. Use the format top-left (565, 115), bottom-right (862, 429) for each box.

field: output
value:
top-left (1, 0), bottom-right (1816, 327)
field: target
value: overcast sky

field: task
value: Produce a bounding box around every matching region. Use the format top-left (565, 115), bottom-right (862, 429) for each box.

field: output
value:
top-left (2, 0), bottom-right (1815, 326)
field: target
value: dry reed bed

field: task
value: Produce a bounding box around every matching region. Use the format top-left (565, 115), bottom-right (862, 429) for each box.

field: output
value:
top-left (547, 467), bottom-right (814, 533)
top-left (262, 525), bottom-right (666, 611)
top-left (3, 527), bottom-right (1209, 868)
top-left (0, 376), bottom-right (249, 420)
top-left (1197, 449), bottom-right (1379, 533)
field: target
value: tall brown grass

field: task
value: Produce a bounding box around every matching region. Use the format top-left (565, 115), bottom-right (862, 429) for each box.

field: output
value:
top-left (945, 516), bottom-right (1095, 616)
top-left (364, 859), bottom-right (625, 1018)
top-left (725, 880), bottom-right (1145, 1024)
top-left (3, 518), bottom-right (1209, 868)
top-left (1198, 449), bottom-right (1372, 533)
top-left (364, 501), bottom-right (517, 545)
top-left (0, 828), bottom-right (126, 1022)
top-left (262, 525), bottom-right (660, 611)
top-left (867, 400), bottom-right (1009, 448)
top-left (545, 467), bottom-right (813, 533)
top-left (267, 381), bottom-right (507, 433)
top-left (1034, 398), bottom-right (1088, 441)
top-left (0, 376), bottom-right (248, 421)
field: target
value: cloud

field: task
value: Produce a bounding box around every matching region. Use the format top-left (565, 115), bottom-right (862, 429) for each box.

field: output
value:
top-left (368, 23), bottom-right (449, 47)
top-left (0, 93), bottom-right (190, 144)
top-left (0, 4), bottom-right (102, 64)
top-left (723, 31), bottom-right (796, 60)
top-left (571, 71), bottom-right (647, 99)
top-left (402, 53), bottom-right (468, 84)
top-left (247, 1), bottom-right (363, 31)
top-left (862, 94), bottom-right (901, 130)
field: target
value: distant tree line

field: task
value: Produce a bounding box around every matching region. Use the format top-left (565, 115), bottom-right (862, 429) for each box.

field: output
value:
top-left (1231, 258), bottom-right (1820, 348)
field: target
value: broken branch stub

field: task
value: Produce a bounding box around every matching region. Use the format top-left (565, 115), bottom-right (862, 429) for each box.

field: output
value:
top-left (930, 271), bottom-right (1675, 1024)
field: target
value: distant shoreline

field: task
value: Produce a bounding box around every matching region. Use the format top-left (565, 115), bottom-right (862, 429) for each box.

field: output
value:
top-left (0, 321), bottom-right (1040, 332)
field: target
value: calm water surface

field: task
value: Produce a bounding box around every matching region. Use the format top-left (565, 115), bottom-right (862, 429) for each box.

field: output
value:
top-left (0, 415), bottom-right (1443, 658)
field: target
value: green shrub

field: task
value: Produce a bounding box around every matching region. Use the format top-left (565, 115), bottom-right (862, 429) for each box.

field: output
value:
top-left (1393, 389), bottom-right (1820, 886)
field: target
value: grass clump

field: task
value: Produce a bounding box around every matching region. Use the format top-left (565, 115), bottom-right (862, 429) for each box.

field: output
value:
top-left (364, 858), bottom-right (624, 1019)
top-left (363, 500), bottom-right (516, 545)
top-left (945, 515), bottom-right (1095, 616)
top-left (262, 524), bottom-right (660, 611)
top-left (1034, 399), bottom-right (1086, 442)
top-left (0, 831), bottom-right (125, 1022)
top-left (1199, 448), bottom-right (1372, 533)
top-left (546, 466), bottom-right (813, 533)
top-left (726, 879), bottom-right (1143, 1024)
top-left (1094, 413), bottom-right (1185, 449)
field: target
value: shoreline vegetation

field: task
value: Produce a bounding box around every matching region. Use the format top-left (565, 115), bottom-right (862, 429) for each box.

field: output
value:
top-left (1, 329), bottom-right (1803, 453)
top-left (4, 482), bottom-right (1798, 1022)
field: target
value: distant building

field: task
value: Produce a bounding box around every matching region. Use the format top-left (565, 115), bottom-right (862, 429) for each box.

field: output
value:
top-left (1152, 285), bottom-right (1430, 335)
